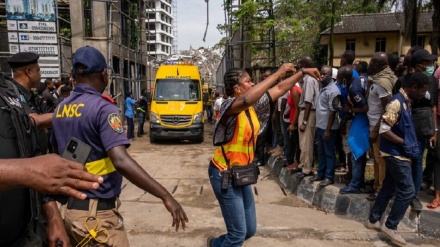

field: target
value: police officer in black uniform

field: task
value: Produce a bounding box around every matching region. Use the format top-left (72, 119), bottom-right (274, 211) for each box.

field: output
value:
top-left (0, 52), bottom-right (104, 247)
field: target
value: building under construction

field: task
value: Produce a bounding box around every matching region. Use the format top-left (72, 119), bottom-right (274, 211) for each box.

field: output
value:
top-left (0, 0), bottom-right (178, 107)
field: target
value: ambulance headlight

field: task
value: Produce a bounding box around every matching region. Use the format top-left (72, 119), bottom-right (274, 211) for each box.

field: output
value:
top-left (150, 112), bottom-right (160, 123)
top-left (193, 112), bottom-right (203, 124)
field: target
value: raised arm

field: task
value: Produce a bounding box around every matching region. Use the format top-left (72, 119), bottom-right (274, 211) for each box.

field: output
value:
top-left (224, 64), bottom-right (291, 116)
top-left (268, 68), bottom-right (320, 102)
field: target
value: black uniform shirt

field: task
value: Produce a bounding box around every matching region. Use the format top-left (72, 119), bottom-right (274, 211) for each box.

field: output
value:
top-left (0, 83), bottom-right (32, 246)
top-left (12, 79), bottom-right (48, 154)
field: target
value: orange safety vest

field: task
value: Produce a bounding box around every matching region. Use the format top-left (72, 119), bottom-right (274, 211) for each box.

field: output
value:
top-left (212, 107), bottom-right (260, 171)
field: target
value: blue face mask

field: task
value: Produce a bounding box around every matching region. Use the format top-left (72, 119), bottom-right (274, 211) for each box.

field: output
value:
top-left (424, 66), bottom-right (435, 76)
top-left (321, 78), bottom-right (330, 87)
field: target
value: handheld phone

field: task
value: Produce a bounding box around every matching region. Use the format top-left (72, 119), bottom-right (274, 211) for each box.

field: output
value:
top-left (61, 137), bottom-right (92, 165)
top-left (221, 170), bottom-right (230, 190)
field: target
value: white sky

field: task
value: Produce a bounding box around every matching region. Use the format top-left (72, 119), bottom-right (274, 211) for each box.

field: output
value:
top-left (176, 0), bottom-right (225, 51)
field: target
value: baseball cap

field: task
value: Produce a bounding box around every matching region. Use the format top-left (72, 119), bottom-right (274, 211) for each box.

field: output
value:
top-left (411, 49), bottom-right (437, 66)
top-left (72, 46), bottom-right (111, 74)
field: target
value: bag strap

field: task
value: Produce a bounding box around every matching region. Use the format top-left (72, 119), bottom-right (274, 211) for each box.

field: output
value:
top-left (220, 109), bottom-right (256, 170)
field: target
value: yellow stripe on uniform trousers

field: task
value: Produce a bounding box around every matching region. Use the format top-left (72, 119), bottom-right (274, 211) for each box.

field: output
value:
top-left (85, 157), bottom-right (116, 176)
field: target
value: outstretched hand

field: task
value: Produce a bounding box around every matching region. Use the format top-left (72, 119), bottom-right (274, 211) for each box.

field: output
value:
top-left (25, 154), bottom-right (103, 199)
top-left (163, 195), bottom-right (189, 231)
top-left (303, 68), bottom-right (321, 81)
top-left (275, 63), bottom-right (296, 79)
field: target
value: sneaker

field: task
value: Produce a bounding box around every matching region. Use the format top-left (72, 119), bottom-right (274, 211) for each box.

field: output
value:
top-left (410, 197), bottom-right (423, 212)
top-left (365, 220), bottom-right (381, 232)
top-left (309, 175), bottom-right (325, 182)
top-left (319, 178), bottom-right (334, 187)
top-left (381, 225), bottom-right (407, 246)
top-left (339, 186), bottom-right (361, 194)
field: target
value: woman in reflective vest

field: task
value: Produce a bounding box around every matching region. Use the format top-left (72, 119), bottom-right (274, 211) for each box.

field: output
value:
top-left (207, 65), bottom-right (320, 247)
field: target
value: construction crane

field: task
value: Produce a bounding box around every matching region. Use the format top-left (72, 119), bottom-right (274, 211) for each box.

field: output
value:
top-left (203, 0), bottom-right (209, 42)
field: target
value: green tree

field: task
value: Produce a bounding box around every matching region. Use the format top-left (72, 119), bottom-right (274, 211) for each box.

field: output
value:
top-left (219, 0), bottom-right (396, 68)
top-left (430, 0), bottom-right (440, 55)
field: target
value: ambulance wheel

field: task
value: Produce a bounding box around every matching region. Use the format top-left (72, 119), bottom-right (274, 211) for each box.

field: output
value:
top-left (150, 135), bottom-right (157, 143)
top-left (196, 135), bottom-right (204, 143)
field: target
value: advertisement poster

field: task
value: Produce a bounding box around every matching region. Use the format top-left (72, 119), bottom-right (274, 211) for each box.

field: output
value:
top-left (16, 21), bottom-right (57, 32)
top-left (6, 0), bottom-right (56, 21)
top-left (8, 32), bottom-right (57, 44)
top-left (6, 0), bottom-right (60, 79)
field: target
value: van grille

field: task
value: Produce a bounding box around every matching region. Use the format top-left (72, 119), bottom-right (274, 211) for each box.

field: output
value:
top-left (161, 115), bottom-right (192, 125)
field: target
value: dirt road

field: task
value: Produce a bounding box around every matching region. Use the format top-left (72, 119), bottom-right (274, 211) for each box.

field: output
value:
top-left (120, 123), bottom-right (436, 247)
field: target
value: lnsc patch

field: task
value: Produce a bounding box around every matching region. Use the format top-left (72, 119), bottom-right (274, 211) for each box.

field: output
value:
top-left (108, 113), bottom-right (123, 133)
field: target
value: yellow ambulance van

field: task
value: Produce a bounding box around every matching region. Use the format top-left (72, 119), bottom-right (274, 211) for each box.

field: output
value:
top-left (149, 61), bottom-right (204, 143)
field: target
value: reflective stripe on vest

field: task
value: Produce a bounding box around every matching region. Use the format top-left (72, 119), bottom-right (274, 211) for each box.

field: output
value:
top-left (85, 157), bottom-right (116, 176)
top-left (212, 107), bottom-right (260, 170)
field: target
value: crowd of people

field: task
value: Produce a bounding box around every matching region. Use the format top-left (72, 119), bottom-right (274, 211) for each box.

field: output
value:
top-left (1, 43), bottom-right (439, 247)
top-left (209, 47), bottom-right (439, 246)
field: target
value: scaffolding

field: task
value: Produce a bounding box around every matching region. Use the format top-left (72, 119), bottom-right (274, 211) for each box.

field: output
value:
top-left (0, 0), bottom-right (158, 103)
top-left (217, 0), bottom-right (277, 83)
top-left (172, 0), bottom-right (177, 54)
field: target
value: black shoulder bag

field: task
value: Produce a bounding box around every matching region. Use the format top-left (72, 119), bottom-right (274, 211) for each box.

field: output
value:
top-left (221, 110), bottom-right (260, 187)
top-left (412, 106), bottom-right (434, 139)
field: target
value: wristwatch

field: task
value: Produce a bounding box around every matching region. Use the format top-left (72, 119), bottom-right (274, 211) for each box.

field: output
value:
top-left (302, 120), bottom-right (308, 125)
top-left (435, 128), bottom-right (438, 132)
top-left (301, 68), bottom-right (305, 76)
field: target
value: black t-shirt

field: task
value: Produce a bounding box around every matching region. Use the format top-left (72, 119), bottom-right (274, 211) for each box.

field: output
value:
top-left (138, 96), bottom-right (148, 111)
top-left (394, 73), bottom-right (438, 109)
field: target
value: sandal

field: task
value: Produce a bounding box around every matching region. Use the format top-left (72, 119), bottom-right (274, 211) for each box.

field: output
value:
top-left (427, 199), bottom-right (440, 209)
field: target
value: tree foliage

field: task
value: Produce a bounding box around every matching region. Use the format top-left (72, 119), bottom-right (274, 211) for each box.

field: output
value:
top-left (219, 0), bottom-right (437, 67)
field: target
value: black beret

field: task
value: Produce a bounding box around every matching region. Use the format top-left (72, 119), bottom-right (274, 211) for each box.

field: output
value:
top-left (7, 52), bottom-right (39, 68)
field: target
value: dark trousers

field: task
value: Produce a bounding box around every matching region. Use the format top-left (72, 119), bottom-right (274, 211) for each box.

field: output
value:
top-left (423, 116), bottom-right (440, 189)
top-left (255, 130), bottom-right (267, 165)
top-left (205, 105), bottom-right (213, 123)
top-left (316, 128), bottom-right (337, 180)
top-left (411, 138), bottom-right (426, 196)
top-left (126, 117), bottom-right (134, 139)
top-left (369, 156), bottom-right (415, 230)
top-left (280, 119), bottom-right (294, 164)
top-left (271, 111), bottom-right (283, 147)
top-left (137, 112), bottom-right (145, 135)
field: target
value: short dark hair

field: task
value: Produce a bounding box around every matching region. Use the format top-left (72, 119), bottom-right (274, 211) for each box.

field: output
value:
top-left (357, 61), bottom-right (368, 74)
top-left (342, 50), bottom-right (356, 65)
top-left (388, 53), bottom-right (399, 70)
top-left (406, 72), bottom-right (429, 88)
top-left (61, 86), bottom-right (71, 94)
top-left (338, 66), bottom-right (353, 81)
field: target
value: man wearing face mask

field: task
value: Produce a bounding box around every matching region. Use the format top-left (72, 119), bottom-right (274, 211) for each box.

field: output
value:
top-left (393, 48), bottom-right (438, 211)
top-left (51, 46), bottom-right (188, 245)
